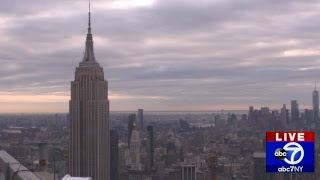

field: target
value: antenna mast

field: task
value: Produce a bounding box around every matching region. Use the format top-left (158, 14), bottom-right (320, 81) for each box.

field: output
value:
top-left (88, 0), bottom-right (91, 34)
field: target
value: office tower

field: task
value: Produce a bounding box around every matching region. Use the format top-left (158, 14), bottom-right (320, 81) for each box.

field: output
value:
top-left (315, 85), bottom-right (320, 140)
top-left (248, 106), bottom-right (254, 122)
top-left (181, 164), bottom-right (196, 180)
top-left (129, 122), bottom-right (141, 170)
top-left (110, 130), bottom-right (119, 180)
top-left (128, 125), bottom-right (144, 180)
top-left (260, 107), bottom-right (270, 130)
top-left (261, 107), bottom-right (269, 115)
top-left (286, 109), bottom-right (289, 124)
top-left (214, 115), bottom-right (225, 130)
top-left (304, 109), bottom-right (313, 125)
top-left (128, 114), bottom-right (136, 148)
top-left (291, 100), bottom-right (299, 122)
top-left (251, 110), bottom-right (259, 125)
top-left (281, 104), bottom-right (287, 127)
top-left (313, 85), bottom-right (319, 122)
top-left (137, 109), bottom-right (144, 131)
top-left (146, 126), bottom-right (154, 173)
top-left (69, 5), bottom-right (110, 179)
top-left (271, 110), bottom-right (278, 117)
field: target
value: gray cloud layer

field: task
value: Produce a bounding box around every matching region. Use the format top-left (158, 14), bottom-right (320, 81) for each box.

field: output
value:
top-left (1, 0), bottom-right (320, 111)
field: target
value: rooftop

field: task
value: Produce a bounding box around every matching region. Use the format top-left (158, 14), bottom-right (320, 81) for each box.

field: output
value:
top-left (61, 175), bottom-right (93, 180)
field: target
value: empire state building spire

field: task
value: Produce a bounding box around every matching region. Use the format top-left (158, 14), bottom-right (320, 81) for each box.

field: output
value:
top-left (80, 0), bottom-right (99, 67)
top-left (88, 0), bottom-right (91, 34)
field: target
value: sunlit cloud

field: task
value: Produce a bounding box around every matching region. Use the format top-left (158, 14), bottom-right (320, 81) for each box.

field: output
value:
top-left (1, 73), bottom-right (38, 81)
top-left (110, 63), bottom-right (144, 68)
top-left (3, 63), bottom-right (21, 71)
top-left (109, 92), bottom-right (170, 99)
top-left (111, 0), bottom-right (155, 8)
top-left (94, 0), bottom-right (155, 10)
top-left (283, 49), bottom-right (320, 56)
top-left (297, 67), bottom-right (320, 71)
top-left (0, 92), bottom-right (170, 104)
top-left (237, 60), bottom-right (257, 67)
top-left (0, 94), bottom-right (69, 103)
top-left (252, 39), bottom-right (299, 48)
top-left (0, 16), bottom-right (10, 28)
top-left (144, 38), bottom-right (184, 46)
top-left (252, 42), bottom-right (270, 47)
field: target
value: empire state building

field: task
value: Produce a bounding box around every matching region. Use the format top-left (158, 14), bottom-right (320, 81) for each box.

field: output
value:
top-left (69, 5), bottom-right (110, 180)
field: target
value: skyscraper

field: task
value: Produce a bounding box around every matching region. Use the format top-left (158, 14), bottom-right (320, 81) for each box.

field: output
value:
top-left (248, 106), bottom-right (254, 123)
top-left (128, 114), bottom-right (136, 148)
top-left (129, 122), bottom-right (141, 170)
top-left (137, 109), bottom-right (144, 131)
top-left (291, 100), bottom-right (299, 122)
top-left (313, 85), bottom-right (319, 123)
top-left (281, 104), bottom-right (287, 127)
top-left (305, 109), bottom-right (314, 125)
top-left (145, 126), bottom-right (154, 173)
top-left (69, 4), bottom-right (110, 179)
top-left (110, 130), bottom-right (119, 180)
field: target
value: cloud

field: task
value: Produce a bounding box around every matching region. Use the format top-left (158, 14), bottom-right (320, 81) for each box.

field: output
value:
top-left (1, 0), bottom-right (320, 112)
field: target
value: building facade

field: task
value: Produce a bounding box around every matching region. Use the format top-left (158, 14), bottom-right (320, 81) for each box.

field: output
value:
top-left (313, 86), bottom-right (319, 122)
top-left (145, 126), bottom-right (154, 173)
top-left (181, 164), bottom-right (196, 180)
top-left (129, 123), bottom-right (141, 170)
top-left (305, 109), bottom-right (314, 125)
top-left (111, 129), bottom-right (119, 180)
top-left (137, 109), bottom-right (144, 131)
top-left (128, 114), bottom-right (136, 148)
top-left (281, 104), bottom-right (287, 127)
top-left (291, 100), bottom-right (299, 122)
top-left (69, 8), bottom-right (110, 180)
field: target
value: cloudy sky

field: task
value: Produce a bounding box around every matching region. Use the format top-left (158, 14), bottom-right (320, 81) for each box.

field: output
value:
top-left (1, 0), bottom-right (320, 113)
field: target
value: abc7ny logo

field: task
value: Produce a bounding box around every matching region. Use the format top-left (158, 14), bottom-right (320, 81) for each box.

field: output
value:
top-left (274, 142), bottom-right (304, 165)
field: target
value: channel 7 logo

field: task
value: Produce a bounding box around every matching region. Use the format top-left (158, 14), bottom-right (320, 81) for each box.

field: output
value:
top-left (266, 132), bottom-right (314, 173)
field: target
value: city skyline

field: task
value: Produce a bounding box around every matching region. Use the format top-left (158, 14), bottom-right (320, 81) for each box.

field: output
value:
top-left (1, 0), bottom-right (320, 112)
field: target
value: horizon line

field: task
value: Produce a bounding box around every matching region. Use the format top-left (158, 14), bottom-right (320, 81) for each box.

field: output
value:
top-left (0, 109), bottom-right (280, 115)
